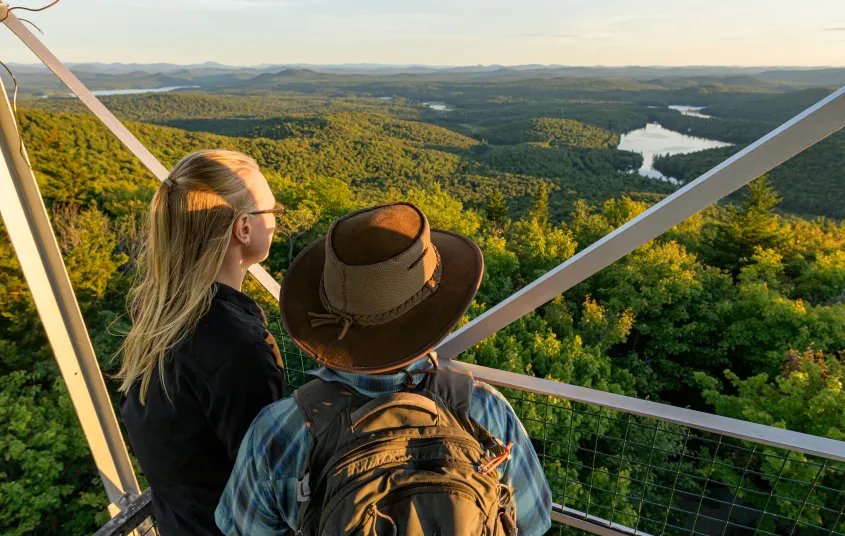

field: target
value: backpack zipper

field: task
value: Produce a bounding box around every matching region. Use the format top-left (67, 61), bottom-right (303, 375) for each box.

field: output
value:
top-left (335, 434), bottom-right (483, 471)
top-left (309, 433), bottom-right (486, 497)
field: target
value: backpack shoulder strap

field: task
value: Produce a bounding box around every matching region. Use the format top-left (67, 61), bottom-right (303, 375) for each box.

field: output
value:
top-left (294, 378), bottom-right (363, 530)
top-left (293, 378), bottom-right (361, 487)
top-left (293, 377), bottom-right (358, 438)
top-left (421, 365), bottom-right (474, 416)
top-left (422, 365), bottom-right (510, 457)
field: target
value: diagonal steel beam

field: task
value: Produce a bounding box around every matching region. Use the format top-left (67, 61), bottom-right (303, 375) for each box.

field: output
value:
top-left (436, 85), bottom-right (845, 359)
top-left (1, 11), bottom-right (281, 298)
top-left (0, 75), bottom-right (141, 511)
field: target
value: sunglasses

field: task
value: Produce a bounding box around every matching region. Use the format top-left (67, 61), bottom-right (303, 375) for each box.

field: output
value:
top-left (248, 202), bottom-right (286, 217)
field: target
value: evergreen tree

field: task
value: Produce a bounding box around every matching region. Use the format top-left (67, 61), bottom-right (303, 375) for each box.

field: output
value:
top-left (703, 176), bottom-right (791, 274)
top-left (485, 190), bottom-right (508, 227)
top-left (530, 182), bottom-right (550, 225)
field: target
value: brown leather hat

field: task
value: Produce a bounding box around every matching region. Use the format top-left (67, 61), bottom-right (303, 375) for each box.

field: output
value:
top-left (281, 202), bottom-right (483, 373)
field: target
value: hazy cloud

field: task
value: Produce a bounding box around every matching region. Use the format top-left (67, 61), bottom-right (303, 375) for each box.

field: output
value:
top-left (204, 0), bottom-right (296, 7)
top-left (317, 11), bottom-right (438, 24)
top-left (11, 0), bottom-right (845, 66)
top-left (513, 32), bottom-right (583, 39)
top-left (121, 0), bottom-right (296, 9)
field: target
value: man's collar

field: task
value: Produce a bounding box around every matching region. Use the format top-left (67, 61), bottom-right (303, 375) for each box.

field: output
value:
top-left (213, 282), bottom-right (265, 321)
top-left (308, 356), bottom-right (436, 398)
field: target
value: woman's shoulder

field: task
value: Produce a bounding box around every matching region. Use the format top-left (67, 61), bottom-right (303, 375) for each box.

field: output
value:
top-left (199, 282), bottom-right (269, 342)
top-left (172, 300), bottom-right (273, 378)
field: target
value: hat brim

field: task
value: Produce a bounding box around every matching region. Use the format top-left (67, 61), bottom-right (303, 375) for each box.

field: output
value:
top-left (280, 229), bottom-right (483, 373)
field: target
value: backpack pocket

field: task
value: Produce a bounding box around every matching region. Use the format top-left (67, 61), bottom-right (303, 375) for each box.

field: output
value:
top-left (350, 393), bottom-right (439, 435)
top-left (340, 481), bottom-right (488, 536)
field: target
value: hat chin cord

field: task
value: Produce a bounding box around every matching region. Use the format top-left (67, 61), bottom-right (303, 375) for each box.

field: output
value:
top-left (308, 312), bottom-right (354, 340)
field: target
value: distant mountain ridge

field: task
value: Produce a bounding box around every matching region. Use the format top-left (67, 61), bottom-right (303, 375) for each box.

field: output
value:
top-left (9, 62), bottom-right (844, 77)
top-left (4, 63), bottom-right (843, 99)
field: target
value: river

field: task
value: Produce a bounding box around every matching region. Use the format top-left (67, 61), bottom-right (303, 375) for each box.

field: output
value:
top-left (618, 122), bottom-right (732, 183)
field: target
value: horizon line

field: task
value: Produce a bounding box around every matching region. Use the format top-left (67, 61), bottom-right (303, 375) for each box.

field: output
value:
top-left (7, 62), bottom-right (845, 69)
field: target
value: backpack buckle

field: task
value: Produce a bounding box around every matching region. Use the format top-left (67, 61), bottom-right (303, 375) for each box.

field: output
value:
top-left (476, 442), bottom-right (514, 474)
top-left (482, 434), bottom-right (508, 457)
top-left (296, 473), bottom-right (311, 503)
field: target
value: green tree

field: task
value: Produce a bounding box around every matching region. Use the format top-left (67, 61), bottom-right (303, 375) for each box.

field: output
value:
top-left (384, 184), bottom-right (483, 238)
top-left (530, 183), bottom-right (550, 226)
top-left (475, 235), bottom-right (519, 307)
top-left (485, 190), bottom-right (508, 229)
top-left (718, 259), bottom-right (845, 378)
top-left (0, 372), bottom-right (109, 535)
top-left (695, 348), bottom-right (845, 534)
top-left (793, 249), bottom-right (845, 305)
top-left (569, 199), bottom-right (612, 248)
top-left (506, 218), bottom-right (576, 281)
top-left (699, 347), bottom-right (845, 440)
top-left (277, 205), bottom-right (321, 265)
top-left (702, 176), bottom-right (791, 273)
top-left (52, 204), bottom-right (128, 304)
top-left (0, 226), bottom-right (48, 376)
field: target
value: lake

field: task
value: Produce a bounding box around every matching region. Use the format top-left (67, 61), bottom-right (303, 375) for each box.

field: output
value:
top-left (423, 102), bottom-right (452, 111)
top-left (66, 86), bottom-right (200, 97)
top-left (618, 122), bottom-right (732, 183)
top-left (668, 105), bottom-right (713, 119)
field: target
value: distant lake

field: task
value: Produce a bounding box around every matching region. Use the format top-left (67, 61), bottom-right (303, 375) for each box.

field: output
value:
top-left (668, 105), bottom-right (713, 119)
top-left (618, 122), bottom-right (732, 183)
top-left (423, 102), bottom-right (452, 111)
top-left (66, 86), bottom-right (200, 97)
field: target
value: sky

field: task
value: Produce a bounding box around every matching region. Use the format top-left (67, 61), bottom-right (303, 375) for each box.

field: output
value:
top-left (2, 0), bottom-right (844, 67)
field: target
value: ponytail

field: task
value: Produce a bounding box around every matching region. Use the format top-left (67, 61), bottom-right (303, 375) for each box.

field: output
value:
top-left (117, 150), bottom-right (258, 403)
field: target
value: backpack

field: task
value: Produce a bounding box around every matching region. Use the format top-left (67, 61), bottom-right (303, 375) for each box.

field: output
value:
top-left (293, 364), bottom-right (518, 536)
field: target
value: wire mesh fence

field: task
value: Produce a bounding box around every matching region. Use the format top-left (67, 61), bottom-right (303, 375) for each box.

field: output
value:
top-left (507, 389), bottom-right (845, 536)
top-left (265, 315), bottom-right (845, 536)
top-left (135, 520), bottom-right (158, 536)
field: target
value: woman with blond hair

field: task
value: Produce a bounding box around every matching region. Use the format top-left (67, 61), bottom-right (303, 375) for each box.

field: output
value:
top-left (118, 150), bottom-right (287, 535)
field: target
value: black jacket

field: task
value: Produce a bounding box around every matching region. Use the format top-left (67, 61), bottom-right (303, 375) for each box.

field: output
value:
top-left (121, 283), bottom-right (286, 535)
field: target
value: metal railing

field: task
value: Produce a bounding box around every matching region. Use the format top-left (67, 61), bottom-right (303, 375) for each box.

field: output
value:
top-left (92, 490), bottom-right (156, 536)
top-left (266, 317), bottom-right (845, 536)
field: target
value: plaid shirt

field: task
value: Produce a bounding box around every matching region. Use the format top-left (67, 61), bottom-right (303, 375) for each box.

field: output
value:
top-left (216, 358), bottom-right (552, 536)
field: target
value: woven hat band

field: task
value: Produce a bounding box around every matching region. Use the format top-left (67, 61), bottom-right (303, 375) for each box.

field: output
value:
top-left (322, 213), bottom-right (440, 319)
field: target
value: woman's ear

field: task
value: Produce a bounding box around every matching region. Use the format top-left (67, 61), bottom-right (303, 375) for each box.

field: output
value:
top-left (232, 214), bottom-right (252, 246)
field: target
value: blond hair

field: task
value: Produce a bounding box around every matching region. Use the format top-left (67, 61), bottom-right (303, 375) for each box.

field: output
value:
top-left (117, 149), bottom-right (259, 403)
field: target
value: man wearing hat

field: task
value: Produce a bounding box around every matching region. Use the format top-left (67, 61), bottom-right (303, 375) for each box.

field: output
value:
top-left (216, 203), bottom-right (551, 536)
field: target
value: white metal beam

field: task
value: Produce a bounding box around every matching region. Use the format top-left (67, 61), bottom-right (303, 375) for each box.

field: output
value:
top-left (444, 359), bottom-right (845, 462)
top-left (436, 85), bottom-right (845, 360)
top-left (1, 11), bottom-right (281, 299)
top-left (0, 77), bottom-right (141, 508)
